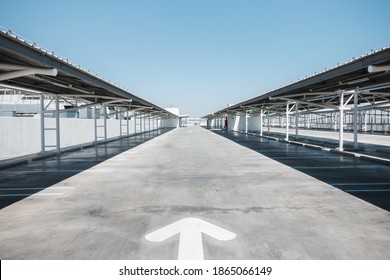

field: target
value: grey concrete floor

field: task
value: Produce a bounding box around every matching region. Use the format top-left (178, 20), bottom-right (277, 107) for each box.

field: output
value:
top-left (0, 126), bottom-right (389, 260)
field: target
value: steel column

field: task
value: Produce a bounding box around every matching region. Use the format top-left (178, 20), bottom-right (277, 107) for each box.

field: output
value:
top-left (353, 90), bottom-right (359, 149)
top-left (285, 102), bottom-right (290, 141)
top-left (103, 105), bottom-right (107, 141)
top-left (245, 114), bottom-right (248, 133)
top-left (142, 114), bottom-right (145, 132)
top-left (55, 95), bottom-right (60, 154)
top-left (339, 91), bottom-right (344, 151)
top-left (295, 102), bottom-right (299, 138)
top-left (134, 114), bottom-right (137, 133)
top-left (260, 110), bottom-right (264, 136)
top-left (126, 111), bottom-right (129, 135)
top-left (94, 105), bottom-right (98, 142)
top-left (119, 111), bottom-right (123, 137)
top-left (40, 94), bottom-right (45, 153)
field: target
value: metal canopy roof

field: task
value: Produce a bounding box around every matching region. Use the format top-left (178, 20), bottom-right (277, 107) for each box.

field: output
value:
top-left (0, 29), bottom-right (177, 118)
top-left (206, 47), bottom-right (390, 117)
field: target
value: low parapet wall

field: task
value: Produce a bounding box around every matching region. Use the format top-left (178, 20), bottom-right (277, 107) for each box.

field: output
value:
top-left (0, 117), bottom-right (161, 160)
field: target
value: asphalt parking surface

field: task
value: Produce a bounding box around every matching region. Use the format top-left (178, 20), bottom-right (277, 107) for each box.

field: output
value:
top-left (0, 129), bottom-right (173, 209)
top-left (212, 129), bottom-right (390, 212)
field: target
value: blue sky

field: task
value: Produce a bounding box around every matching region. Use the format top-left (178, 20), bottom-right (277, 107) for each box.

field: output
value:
top-left (1, 0), bottom-right (389, 117)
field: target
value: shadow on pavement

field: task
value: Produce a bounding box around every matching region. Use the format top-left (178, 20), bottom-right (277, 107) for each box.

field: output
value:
top-left (212, 129), bottom-right (390, 212)
top-left (0, 129), bottom-right (173, 209)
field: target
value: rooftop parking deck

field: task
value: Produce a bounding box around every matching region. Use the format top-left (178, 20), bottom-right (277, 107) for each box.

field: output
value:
top-left (0, 126), bottom-right (389, 260)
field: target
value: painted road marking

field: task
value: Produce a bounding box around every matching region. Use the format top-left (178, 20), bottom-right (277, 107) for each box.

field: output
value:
top-left (145, 218), bottom-right (236, 260)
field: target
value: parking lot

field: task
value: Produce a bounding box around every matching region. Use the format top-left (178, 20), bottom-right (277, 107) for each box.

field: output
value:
top-left (0, 126), bottom-right (389, 260)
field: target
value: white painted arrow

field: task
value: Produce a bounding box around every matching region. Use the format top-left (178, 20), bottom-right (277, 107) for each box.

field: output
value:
top-left (145, 218), bottom-right (236, 260)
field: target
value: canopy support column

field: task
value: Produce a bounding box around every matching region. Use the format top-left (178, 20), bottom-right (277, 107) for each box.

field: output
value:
top-left (126, 111), bottom-right (130, 135)
top-left (285, 102), bottom-right (290, 141)
top-left (245, 114), bottom-right (248, 133)
top-left (339, 91), bottom-right (344, 151)
top-left (40, 94), bottom-right (45, 153)
top-left (103, 105), bottom-right (107, 142)
top-left (353, 90), bottom-right (359, 149)
top-left (260, 109), bottom-right (264, 136)
top-left (40, 94), bottom-right (60, 154)
top-left (295, 102), bottom-right (299, 138)
top-left (55, 95), bottom-right (60, 154)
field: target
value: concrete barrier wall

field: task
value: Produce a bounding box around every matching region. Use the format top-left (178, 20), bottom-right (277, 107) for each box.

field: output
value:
top-left (161, 117), bottom-right (179, 128)
top-left (226, 114), bottom-right (262, 132)
top-left (227, 115), bottom-right (239, 131)
top-left (248, 115), bottom-right (261, 131)
top-left (0, 117), bottom-right (162, 160)
top-left (0, 117), bottom-right (41, 160)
